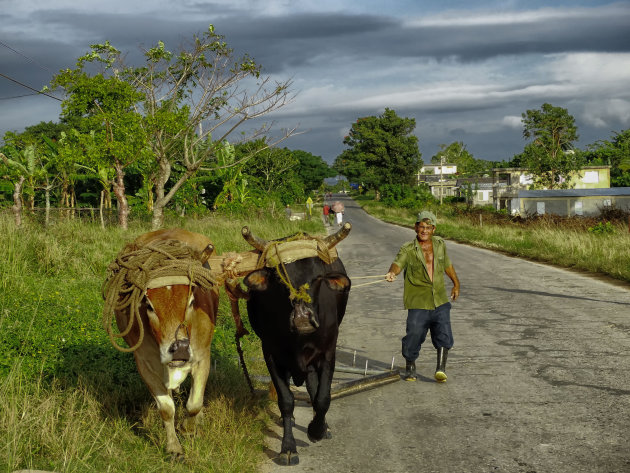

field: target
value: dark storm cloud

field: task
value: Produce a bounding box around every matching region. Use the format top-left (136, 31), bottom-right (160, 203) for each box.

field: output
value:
top-left (0, 36), bottom-right (82, 103)
top-left (19, 3), bottom-right (630, 75)
top-left (194, 5), bottom-right (630, 71)
top-left (2, 2), bottom-right (629, 162)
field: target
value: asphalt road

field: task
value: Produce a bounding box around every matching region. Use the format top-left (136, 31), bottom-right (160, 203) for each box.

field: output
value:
top-left (261, 195), bottom-right (630, 473)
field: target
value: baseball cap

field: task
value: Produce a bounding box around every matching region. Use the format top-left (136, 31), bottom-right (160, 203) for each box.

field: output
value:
top-left (416, 211), bottom-right (437, 226)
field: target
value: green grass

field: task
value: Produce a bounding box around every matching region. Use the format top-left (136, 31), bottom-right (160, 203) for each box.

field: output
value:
top-left (358, 197), bottom-right (630, 283)
top-left (0, 210), bottom-right (324, 473)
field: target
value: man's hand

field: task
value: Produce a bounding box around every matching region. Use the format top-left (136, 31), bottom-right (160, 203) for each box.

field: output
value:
top-left (385, 272), bottom-right (397, 282)
top-left (445, 265), bottom-right (460, 301)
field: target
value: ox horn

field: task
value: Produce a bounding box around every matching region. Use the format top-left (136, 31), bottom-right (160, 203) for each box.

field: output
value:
top-left (242, 226), bottom-right (268, 251)
top-left (199, 243), bottom-right (214, 264)
top-left (324, 222), bottom-right (352, 248)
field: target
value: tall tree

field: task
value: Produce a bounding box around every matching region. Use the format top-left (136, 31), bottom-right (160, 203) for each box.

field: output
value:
top-left (583, 129), bottom-right (630, 187)
top-left (333, 108), bottom-right (421, 191)
top-left (430, 141), bottom-right (494, 176)
top-left (51, 43), bottom-right (149, 229)
top-left (239, 141), bottom-right (298, 194)
top-left (126, 26), bottom-right (294, 229)
top-left (50, 26), bottom-right (294, 229)
top-left (292, 150), bottom-right (334, 191)
top-left (521, 103), bottom-right (582, 189)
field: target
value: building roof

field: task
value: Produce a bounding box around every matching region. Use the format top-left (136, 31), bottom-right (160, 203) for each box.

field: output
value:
top-left (518, 187), bottom-right (630, 198)
top-left (493, 165), bottom-right (611, 173)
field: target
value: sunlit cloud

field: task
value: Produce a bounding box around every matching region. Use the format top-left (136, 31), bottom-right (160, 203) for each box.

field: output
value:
top-left (403, 4), bottom-right (629, 27)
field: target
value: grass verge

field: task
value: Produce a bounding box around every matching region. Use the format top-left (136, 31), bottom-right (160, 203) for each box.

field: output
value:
top-left (357, 197), bottom-right (630, 284)
top-left (0, 210), bottom-right (323, 473)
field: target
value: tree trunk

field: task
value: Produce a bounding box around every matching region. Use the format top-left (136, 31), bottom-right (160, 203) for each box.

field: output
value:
top-left (60, 179), bottom-right (69, 220)
top-left (70, 187), bottom-right (76, 219)
top-left (12, 177), bottom-right (25, 227)
top-left (99, 190), bottom-right (105, 229)
top-left (45, 186), bottom-right (51, 227)
top-left (146, 180), bottom-right (154, 213)
top-left (151, 157), bottom-right (196, 230)
top-left (151, 158), bottom-right (171, 230)
top-left (112, 163), bottom-right (129, 230)
top-left (151, 203), bottom-right (164, 230)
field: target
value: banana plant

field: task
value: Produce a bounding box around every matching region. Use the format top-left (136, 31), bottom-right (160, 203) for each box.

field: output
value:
top-left (213, 141), bottom-right (250, 207)
top-left (1, 144), bottom-right (54, 225)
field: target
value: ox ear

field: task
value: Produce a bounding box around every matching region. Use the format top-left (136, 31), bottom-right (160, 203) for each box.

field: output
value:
top-left (244, 269), bottom-right (270, 291)
top-left (323, 273), bottom-right (351, 292)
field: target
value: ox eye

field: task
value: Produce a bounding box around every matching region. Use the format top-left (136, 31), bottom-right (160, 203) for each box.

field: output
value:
top-left (145, 297), bottom-right (159, 322)
top-left (146, 297), bottom-right (156, 312)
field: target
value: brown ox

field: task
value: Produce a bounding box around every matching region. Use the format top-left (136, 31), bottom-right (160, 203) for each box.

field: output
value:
top-left (105, 228), bottom-right (219, 457)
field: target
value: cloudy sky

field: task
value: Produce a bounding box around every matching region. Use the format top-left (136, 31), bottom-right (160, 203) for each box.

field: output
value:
top-left (1, 0), bottom-right (629, 164)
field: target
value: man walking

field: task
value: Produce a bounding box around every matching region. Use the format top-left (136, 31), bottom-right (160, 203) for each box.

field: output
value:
top-left (385, 211), bottom-right (460, 382)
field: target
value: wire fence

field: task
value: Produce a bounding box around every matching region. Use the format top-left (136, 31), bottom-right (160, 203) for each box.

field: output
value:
top-left (0, 207), bottom-right (126, 226)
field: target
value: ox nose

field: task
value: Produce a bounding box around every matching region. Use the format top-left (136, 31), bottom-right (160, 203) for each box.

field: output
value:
top-left (168, 338), bottom-right (190, 362)
top-left (290, 303), bottom-right (319, 334)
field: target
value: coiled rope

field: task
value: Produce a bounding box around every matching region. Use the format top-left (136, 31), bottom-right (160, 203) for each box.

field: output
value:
top-left (102, 240), bottom-right (218, 352)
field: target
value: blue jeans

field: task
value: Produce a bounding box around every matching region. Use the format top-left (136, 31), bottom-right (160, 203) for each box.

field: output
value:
top-left (402, 302), bottom-right (453, 362)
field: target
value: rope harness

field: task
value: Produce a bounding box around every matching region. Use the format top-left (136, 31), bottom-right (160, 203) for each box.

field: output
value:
top-left (102, 240), bottom-right (218, 353)
top-left (255, 232), bottom-right (338, 304)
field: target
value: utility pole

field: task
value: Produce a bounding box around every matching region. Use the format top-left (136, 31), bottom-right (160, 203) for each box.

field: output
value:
top-left (440, 155), bottom-right (445, 205)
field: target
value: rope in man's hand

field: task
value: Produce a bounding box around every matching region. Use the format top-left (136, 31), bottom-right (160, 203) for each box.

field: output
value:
top-left (350, 274), bottom-right (391, 288)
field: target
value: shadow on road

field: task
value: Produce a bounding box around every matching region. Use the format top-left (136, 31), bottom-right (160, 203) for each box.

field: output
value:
top-left (486, 286), bottom-right (630, 306)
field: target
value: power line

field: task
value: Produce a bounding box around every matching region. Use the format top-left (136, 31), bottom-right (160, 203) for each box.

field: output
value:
top-left (0, 92), bottom-right (39, 100)
top-left (0, 72), bottom-right (62, 101)
top-left (0, 39), bottom-right (55, 74)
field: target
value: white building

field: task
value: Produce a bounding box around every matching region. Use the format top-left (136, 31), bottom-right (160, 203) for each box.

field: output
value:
top-left (419, 164), bottom-right (458, 175)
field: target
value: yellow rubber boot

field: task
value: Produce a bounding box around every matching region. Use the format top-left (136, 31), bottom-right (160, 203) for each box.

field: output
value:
top-left (434, 348), bottom-right (448, 383)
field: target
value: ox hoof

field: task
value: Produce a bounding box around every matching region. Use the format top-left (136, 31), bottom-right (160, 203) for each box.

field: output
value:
top-left (181, 414), bottom-right (200, 434)
top-left (307, 423), bottom-right (331, 443)
top-left (169, 451), bottom-right (185, 463)
top-left (276, 451), bottom-right (299, 466)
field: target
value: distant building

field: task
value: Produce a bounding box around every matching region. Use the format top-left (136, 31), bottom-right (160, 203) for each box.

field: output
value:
top-left (419, 163), bottom-right (458, 175)
top-left (426, 179), bottom-right (458, 200)
top-left (518, 188), bottom-right (630, 217)
top-left (417, 164), bottom-right (458, 200)
top-left (456, 178), bottom-right (494, 206)
top-left (492, 166), bottom-right (611, 214)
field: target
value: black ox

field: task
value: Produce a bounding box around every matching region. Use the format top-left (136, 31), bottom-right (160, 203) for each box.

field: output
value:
top-left (242, 223), bottom-right (352, 466)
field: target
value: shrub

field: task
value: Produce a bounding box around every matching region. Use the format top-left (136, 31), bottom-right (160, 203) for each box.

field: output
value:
top-left (588, 221), bottom-right (616, 235)
top-left (380, 184), bottom-right (436, 208)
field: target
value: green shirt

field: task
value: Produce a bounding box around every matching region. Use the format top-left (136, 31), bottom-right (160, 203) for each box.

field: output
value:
top-left (392, 236), bottom-right (452, 310)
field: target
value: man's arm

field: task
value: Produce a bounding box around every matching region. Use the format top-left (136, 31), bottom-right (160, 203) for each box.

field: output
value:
top-left (385, 263), bottom-right (401, 282)
top-left (445, 265), bottom-right (460, 301)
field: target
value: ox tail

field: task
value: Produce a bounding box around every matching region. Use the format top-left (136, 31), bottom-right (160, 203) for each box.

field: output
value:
top-left (235, 332), bottom-right (255, 394)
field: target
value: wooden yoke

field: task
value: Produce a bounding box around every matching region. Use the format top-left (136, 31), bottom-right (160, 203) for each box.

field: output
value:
top-left (206, 250), bottom-right (261, 280)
